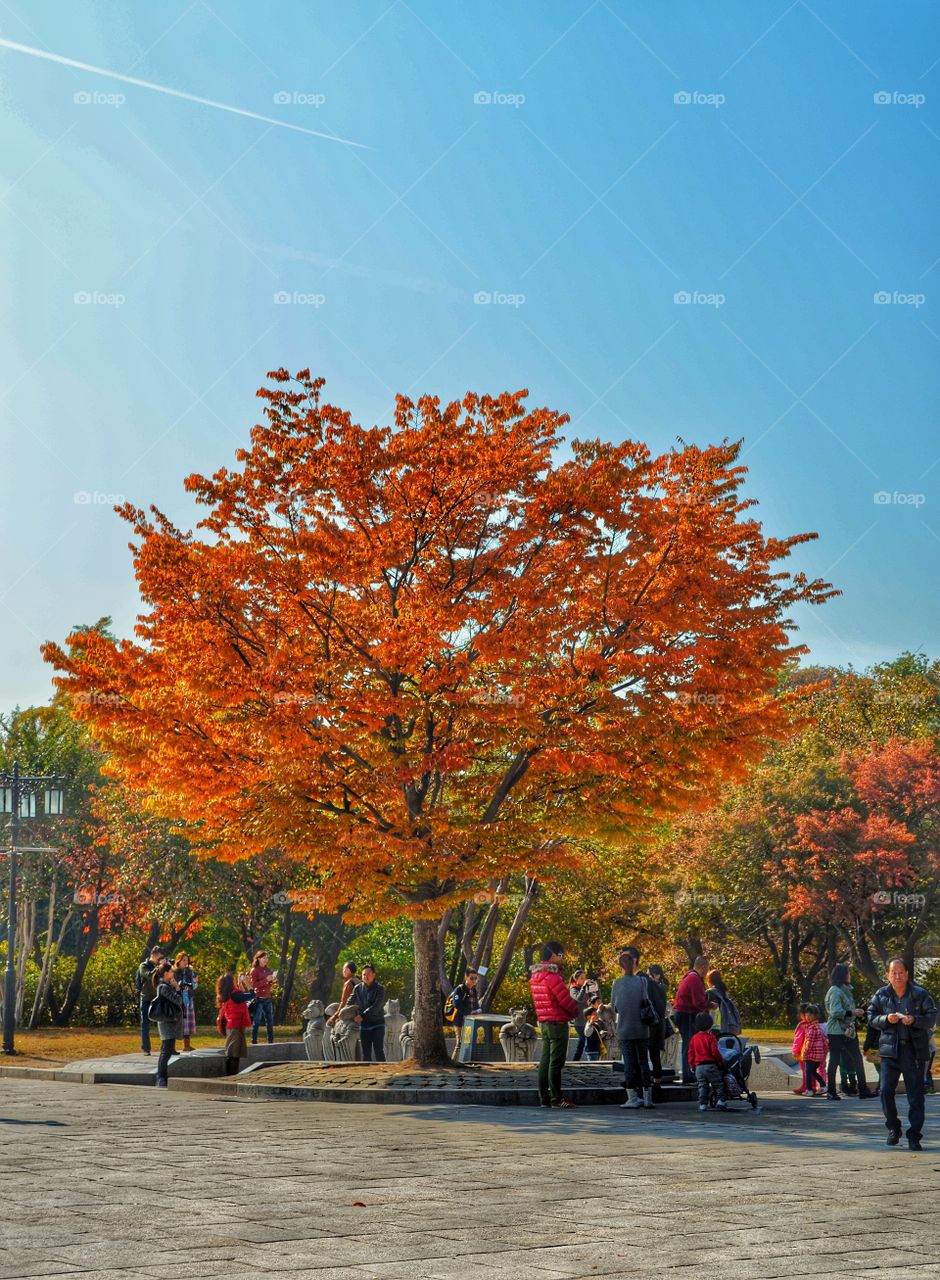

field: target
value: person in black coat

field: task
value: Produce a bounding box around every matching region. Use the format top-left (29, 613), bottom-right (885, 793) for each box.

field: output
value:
top-left (350, 964), bottom-right (387, 1062)
top-left (868, 957), bottom-right (938, 1151)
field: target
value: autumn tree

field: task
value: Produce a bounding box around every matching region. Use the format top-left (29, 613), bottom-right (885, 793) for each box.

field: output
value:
top-left (44, 371), bottom-right (834, 1062)
top-left (780, 738), bottom-right (940, 980)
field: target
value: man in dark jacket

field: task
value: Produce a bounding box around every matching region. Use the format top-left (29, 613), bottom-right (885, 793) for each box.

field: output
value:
top-left (868, 957), bottom-right (937, 1150)
top-left (134, 946), bottom-right (165, 1054)
top-left (529, 941), bottom-right (580, 1109)
top-left (351, 964), bottom-right (387, 1062)
top-left (447, 969), bottom-right (481, 1059)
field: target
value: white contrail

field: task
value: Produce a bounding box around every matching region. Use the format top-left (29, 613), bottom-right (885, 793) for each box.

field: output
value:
top-left (0, 37), bottom-right (366, 147)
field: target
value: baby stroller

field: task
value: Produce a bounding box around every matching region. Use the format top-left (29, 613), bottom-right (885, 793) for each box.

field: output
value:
top-left (708, 1033), bottom-right (760, 1110)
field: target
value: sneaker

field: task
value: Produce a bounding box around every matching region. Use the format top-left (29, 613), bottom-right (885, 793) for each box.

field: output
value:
top-left (155, 1080), bottom-right (168, 1089)
top-left (716, 1101), bottom-right (728, 1110)
top-left (551, 1099), bottom-right (577, 1109)
top-left (825, 1093), bottom-right (842, 1101)
top-left (792, 1087), bottom-right (806, 1095)
top-left (697, 1104), bottom-right (707, 1112)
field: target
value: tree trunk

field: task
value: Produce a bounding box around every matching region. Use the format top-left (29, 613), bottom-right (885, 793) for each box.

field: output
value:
top-left (52, 914), bottom-right (100, 1025)
top-left (29, 878), bottom-right (63, 1028)
top-left (436, 909), bottom-right (453, 990)
top-left (165, 913), bottom-right (200, 955)
top-left (480, 877), bottom-right (538, 1011)
top-left (276, 934), bottom-right (303, 1022)
top-left (410, 916), bottom-right (450, 1066)
top-left (142, 921), bottom-right (162, 959)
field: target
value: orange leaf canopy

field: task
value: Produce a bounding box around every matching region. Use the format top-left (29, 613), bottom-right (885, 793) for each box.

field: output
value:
top-left (45, 372), bottom-right (835, 920)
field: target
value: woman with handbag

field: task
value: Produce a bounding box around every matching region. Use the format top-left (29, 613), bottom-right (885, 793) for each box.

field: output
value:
top-left (825, 964), bottom-right (876, 1100)
top-left (150, 960), bottom-right (184, 1088)
top-left (611, 951), bottom-right (659, 1108)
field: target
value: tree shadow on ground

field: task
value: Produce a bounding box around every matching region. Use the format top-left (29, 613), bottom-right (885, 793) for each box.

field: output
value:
top-left (375, 1097), bottom-right (938, 1157)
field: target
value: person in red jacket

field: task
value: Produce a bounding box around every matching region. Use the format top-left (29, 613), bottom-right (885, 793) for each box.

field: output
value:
top-left (673, 956), bottom-right (716, 1084)
top-left (688, 1012), bottom-right (728, 1111)
top-left (529, 941), bottom-right (580, 1109)
top-left (216, 971), bottom-right (255, 1075)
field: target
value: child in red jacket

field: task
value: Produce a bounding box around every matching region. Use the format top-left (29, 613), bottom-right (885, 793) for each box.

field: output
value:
top-left (792, 1002), bottom-right (828, 1095)
top-left (216, 971), bottom-right (255, 1075)
top-left (688, 1012), bottom-right (728, 1111)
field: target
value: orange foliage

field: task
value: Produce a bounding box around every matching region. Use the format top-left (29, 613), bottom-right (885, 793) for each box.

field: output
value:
top-left (44, 372), bottom-right (835, 922)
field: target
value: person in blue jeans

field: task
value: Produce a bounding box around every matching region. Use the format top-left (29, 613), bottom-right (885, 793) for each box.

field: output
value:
top-left (249, 950), bottom-right (277, 1045)
top-left (351, 964), bottom-right (386, 1061)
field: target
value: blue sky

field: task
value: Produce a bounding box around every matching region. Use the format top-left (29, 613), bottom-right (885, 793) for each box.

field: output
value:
top-left (1, 2), bottom-right (937, 709)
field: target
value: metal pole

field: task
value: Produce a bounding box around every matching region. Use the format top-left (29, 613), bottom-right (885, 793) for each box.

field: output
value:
top-left (2, 761), bottom-right (19, 1054)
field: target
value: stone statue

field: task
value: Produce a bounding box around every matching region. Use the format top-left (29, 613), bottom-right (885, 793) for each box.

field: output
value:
top-left (302, 998), bottom-right (326, 1061)
top-left (499, 1008), bottom-right (538, 1062)
top-left (321, 1002), bottom-right (340, 1062)
top-left (331, 1001), bottom-right (360, 1062)
top-left (383, 999), bottom-right (408, 1062)
top-left (596, 1003), bottom-right (617, 1057)
top-left (400, 1020), bottom-right (415, 1060)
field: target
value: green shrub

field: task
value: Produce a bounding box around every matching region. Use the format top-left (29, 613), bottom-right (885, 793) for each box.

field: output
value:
top-left (719, 962), bottom-right (796, 1027)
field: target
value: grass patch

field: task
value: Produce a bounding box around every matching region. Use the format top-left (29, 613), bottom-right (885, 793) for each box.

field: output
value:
top-left (4, 1025), bottom-right (300, 1066)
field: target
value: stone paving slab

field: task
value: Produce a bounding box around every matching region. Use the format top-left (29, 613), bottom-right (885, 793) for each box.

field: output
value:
top-left (0, 1079), bottom-right (936, 1279)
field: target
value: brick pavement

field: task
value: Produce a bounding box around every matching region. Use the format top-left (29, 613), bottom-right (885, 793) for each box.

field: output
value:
top-left (0, 1079), bottom-right (937, 1279)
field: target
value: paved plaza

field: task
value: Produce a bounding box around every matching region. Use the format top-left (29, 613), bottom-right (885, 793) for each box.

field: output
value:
top-left (0, 1080), bottom-right (937, 1279)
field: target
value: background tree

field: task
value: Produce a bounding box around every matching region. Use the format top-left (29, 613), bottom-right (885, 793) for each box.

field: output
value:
top-left (44, 371), bottom-right (834, 1062)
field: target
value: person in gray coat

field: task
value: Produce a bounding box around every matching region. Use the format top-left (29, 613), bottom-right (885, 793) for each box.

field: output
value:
top-left (611, 951), bottom-right (653, 1109)
top-left (150, 960), bottom-right (184, 1088)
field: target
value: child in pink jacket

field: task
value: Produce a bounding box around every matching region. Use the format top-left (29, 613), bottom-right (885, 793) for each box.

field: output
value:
top-left (792, 1002), bottom-right (828, 1094)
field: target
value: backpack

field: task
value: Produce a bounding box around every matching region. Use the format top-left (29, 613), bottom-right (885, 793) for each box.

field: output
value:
top-left (443, 989), bottom-right (461, 1024)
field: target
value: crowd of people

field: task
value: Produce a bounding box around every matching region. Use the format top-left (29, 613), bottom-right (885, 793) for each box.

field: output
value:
top-left (136, 946), bottom-right (398, 1084)
top-left (134, 936), bottom-right (938, 1148)
top-left (135, 946), bottom-right (281, 1084)
top-left (518, 941), bottom-right (937, 1150)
